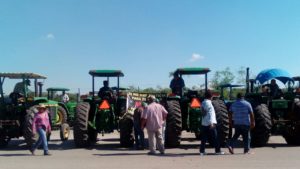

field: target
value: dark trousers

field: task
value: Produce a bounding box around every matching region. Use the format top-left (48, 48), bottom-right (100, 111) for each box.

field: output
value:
top-left (228, 125), bottom-right (251, 153)
top-left (133, 122), bottom-right (145, 148)
top-left (200, 125), bottom-right (221, 153)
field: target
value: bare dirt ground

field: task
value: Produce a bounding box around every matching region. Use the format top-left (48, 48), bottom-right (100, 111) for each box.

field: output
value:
top-left (0, 130), bottom-right (299, 169)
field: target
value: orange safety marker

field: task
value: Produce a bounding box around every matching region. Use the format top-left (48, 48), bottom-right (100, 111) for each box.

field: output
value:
top-left (190, 98), bottom-right (201, 108)
top-left (99, 100), bottom-right (110, 109)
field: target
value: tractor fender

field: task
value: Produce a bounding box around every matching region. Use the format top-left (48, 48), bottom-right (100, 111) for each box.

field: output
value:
top-left (58, 102), bottom-right (69, 114)
top-left (34, 98), bottom-right (49, 105)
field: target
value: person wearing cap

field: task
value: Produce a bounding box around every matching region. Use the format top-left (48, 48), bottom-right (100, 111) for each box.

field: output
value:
top-left (169, 72), bottom-right (185, 96)
top-left (141, 95), bottom-right (168, 155)
top-left (30, 104), bottom-right (52, 156)
top-left (200, 90), bottom-right (225, 156)
top-left (227, 93), bottom-right (255, 155)
top-left (13, 79), bottom-right (31, 95)
top-left (133, 102), bottom-right (147, 150)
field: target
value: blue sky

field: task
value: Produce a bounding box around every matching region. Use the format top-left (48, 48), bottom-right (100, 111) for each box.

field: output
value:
top-left (1, 0), bottom-right (300, 93)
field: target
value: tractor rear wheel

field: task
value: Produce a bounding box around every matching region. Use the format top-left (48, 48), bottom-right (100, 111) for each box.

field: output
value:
top-left (60, 123), bottom-right (70, 141)
top-left (283, 101), bottom-right (300, 145)
top-left (88, 128), bottom-right (98, 143)
top-left (23, 106), bottom-right (39, 147)
top-left (212, 99), bottom-right (230, 146)
top-left (0, 137), bottom-right (10, 148)
top-left (74, 102), bottom-right (90, 147)
top-left (165, 100), bottom-right (182, 148)
top-left (56, 106), bottom-right (68, 126)
top-left (251, 104), bottom-right (272, 147)
top-left (119, 113), bottom-right (134, 147)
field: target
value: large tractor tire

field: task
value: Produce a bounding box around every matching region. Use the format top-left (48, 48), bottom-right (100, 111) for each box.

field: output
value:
top-left (283, 126), bottom-right (300, 145)
top-left (212, 100), bottom-right (230, 146)
top-left (55, 106), bottom-right (68, 126)
top-left (165, 100), bottom-right (182, 148)
top-left (283, 101), bottom-right (300, 145)
top-left (251, 104), bottom-right (272, 147)
top-left (60, 123), bottom-right (70, 141)
top-left (88, 128), bottom-right (98, 143)
top-left (23, 106), bottom-right (38, 147)
top-left (73, 102), bottom-right (90, 148)
top-left (0, 136), bottom-right (10, 148)
top-left (119, 113), bottom-right (134, 147)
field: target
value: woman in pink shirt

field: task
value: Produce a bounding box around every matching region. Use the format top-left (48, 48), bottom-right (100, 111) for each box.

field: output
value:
top-left (30, 104), bottom-right (51, 156)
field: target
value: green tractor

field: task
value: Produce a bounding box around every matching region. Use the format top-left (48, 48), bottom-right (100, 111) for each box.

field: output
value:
top-left (164, 68), bottom-right (230, 147)
top-left (0, 73), bottom-right (70, 148)
top-left (219, 84), bottom-right (244, 101)
top-left (73, 70), bottom-right (133, 148)
top-left (47, 87), bottom-right (78, 126)
top-left (245, 68), bottom-right (300, 146)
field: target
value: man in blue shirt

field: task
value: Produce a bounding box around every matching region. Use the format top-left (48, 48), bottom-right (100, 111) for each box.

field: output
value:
top-left (227, 93), bottom-right (255, 154)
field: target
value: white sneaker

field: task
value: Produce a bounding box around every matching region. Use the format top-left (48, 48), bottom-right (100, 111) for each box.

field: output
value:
top-left (200, 152), bottom-right (207, 156)
top-left (215, 151), bottom-right (225, 155)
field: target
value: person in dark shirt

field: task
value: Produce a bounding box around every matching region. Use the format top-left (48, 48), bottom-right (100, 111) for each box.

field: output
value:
top-left (133, 102), bottom-right (147, 150)
top-left (263, 79), bottom-right (281, 98)
top-left (13, 79), bottom-right (31, 95)
top-left (98, 80), bottom-right (113, 99)
top-left (169, 72), bottom-right (185, 96)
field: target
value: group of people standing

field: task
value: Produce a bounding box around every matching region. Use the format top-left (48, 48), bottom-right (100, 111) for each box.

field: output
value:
top-left (133, 95), bottom-right (167, 155)
top-left (29, 75), bottom-right (256, 156)
top-left (200, 90), bottom-right (255, 155)
top-left (132, 90), bottom-right (256, 156)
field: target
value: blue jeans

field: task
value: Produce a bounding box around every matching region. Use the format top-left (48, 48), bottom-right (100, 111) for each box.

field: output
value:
top-left (32, 128), bottom-right (48, 153)
top-left (228, 125), bottom-right (251, 153)
top-left (200, 125), bottom-right (221, 153)
top-left (134, 122), bottom-right (145, 148)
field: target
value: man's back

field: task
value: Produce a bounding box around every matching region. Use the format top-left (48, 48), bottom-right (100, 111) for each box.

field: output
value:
top-left (134, 106), bottom-right (143, 125)
top-left (230, 99), bottom-right (253, 126)
top-left (98, 86), bottom-right (113, 98)
top-left (201, 99), bottom-right (217, 126)
top-left (170, 77), bottom-right (185, 95)
top-left (13, 82), bottom-right (25, 94)
top-left (142, 102), bottom-right (168, 131)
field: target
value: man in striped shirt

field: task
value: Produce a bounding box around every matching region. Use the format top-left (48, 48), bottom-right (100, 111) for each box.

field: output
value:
top-left (227, 93), bottom-right (255, 154)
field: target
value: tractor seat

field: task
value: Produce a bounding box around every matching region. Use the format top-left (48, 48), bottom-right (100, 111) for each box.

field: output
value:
top-left (186, 90), bottom-right (199, 98)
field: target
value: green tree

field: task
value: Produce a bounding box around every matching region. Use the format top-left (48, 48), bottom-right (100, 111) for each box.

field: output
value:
top-left (236, 66), bottom-right (246, 85)
top-left (210, 67), bottom-right (235, 89)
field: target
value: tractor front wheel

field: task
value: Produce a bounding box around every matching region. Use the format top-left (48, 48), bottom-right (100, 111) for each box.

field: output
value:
top-left (251, 104), bottom-right (272, 147)
top-left (74, 102), bottom-right (90, 148)
top-left (60, 123), bottom-right (70, 141)
top-left (119, 113), bottom-right (134, 147)
top-left (165, 100), bottom-right (182, 148)
top-left (283, 101), bottom-right (300, 145)
top-left (23, 106), bottom-right (38, 147)
top-left (212, 99), bottom-right (230, 146)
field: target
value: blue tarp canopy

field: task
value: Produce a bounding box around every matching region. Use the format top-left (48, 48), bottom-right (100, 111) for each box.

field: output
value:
top-left (255, 68), bottom-right (294, 84)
